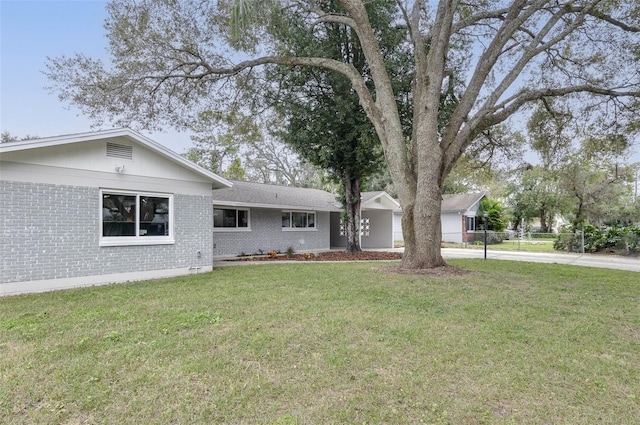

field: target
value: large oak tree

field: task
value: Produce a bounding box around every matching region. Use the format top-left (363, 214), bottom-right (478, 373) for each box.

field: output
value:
top-left (47, 0), bottom-right (640, 269)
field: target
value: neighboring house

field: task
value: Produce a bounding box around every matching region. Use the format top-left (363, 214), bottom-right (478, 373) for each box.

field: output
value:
top-left (0, 129), bottom-right (231, 296)
top-left (441, 193), bottom-right (486, 243)
top-left (393, 193), bottom-right (486, 244)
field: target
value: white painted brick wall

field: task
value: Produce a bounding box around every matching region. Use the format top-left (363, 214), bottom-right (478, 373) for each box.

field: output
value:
top-left (1, 181), bottom-right (212, 284)
top-left (213, 208), bottom-right (330, 256)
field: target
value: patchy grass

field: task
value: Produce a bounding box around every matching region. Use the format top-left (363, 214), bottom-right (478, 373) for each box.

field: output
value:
top-left (1, 260), bottom-right (639, 424)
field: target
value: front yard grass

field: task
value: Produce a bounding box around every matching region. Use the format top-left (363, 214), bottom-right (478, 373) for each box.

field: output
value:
top-left (1, 260), bottom-right (639, 424)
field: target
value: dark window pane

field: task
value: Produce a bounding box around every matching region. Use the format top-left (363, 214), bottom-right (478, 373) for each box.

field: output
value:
top-left (140, 196), bottom-right (169, 236)
top-left (214, 208), bottom-right (240, 228)
top-left (238, 210), bottom-right (248, 227)
top-left (292, 212), bottom-right (307, 228)
top-left (102, 193), bottom-right (136, 236)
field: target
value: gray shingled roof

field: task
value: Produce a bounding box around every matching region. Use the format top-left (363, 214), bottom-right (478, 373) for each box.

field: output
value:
top-left (213, 182), bottom-right (477, 213)
top-left (212, 180), bottom-right (343, 211)
top-left (441, 193), bottom-right (485, 212)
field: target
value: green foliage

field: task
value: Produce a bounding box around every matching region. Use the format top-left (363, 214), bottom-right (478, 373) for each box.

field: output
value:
top-left (264, 1), bottom-right (399, 183)
top-left (43, 0), bottom-right (640, 268)
top-left (223, 157), bottom-right (246, 180)
top-left (554, 223), bottom-right (640, 255)
top-left (478, 197), bottom-right (506, 232)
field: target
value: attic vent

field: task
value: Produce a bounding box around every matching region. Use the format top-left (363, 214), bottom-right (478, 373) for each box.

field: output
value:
top-left (106, 142), bottom-right (133, 160)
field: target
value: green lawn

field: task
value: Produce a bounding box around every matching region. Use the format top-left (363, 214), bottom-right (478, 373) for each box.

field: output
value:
top-left (1, 260), bottom-right (639, 424)
top-left (443, 239), bottom-right (557, 252)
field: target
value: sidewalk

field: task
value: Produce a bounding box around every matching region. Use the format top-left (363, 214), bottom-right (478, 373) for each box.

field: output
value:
top-left (441, 248), bottom-right (640, 273)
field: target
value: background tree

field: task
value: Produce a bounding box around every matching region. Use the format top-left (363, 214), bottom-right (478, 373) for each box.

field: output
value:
top-left (243, 135), bottom-right (324, 187)
top-left (46, 0), bottom-right (640, 269)
top-left (262, 0), bottom-right (404, 252)
top-left (184, 110), bottom-right (248, 174)
top-left (1, 132), bottom-right (38, 143)
top-left (508, 100), bottom-right (636, 232)
top-left (559, 133), bottom-right (634, 227)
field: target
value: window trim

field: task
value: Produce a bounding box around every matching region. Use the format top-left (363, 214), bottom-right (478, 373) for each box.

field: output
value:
top-left (213, 207), bottom-right (251, 232)
top-left (282, 210), bottom-right (317, 231)
top-left (100, 189), bottom-right (174, 246)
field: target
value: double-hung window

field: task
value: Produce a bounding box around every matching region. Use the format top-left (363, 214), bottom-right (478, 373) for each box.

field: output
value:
top-left (213, 208), bottom-right (250, 230)
top-left (465, 216), bottom-right (476, 232)
top-left (100, 190), bottom-right (173, 246)
top-left (282, 211), bottom-right (316, 230)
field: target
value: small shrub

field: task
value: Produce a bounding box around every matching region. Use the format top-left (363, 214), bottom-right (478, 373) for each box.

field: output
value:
top-left (473, 230), bottom-right (503, 245)
top-left (266, 250), bottom-right (279, 258)
top-left (286, 247), bottom-right (295, 257)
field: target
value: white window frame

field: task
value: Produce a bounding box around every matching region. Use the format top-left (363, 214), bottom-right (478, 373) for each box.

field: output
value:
top-left (282, 210), bottom-right (317, 231)
top-left (100, 189), bottom-right (174, 246)
top-left (213, 207), bottom-right (251, 232)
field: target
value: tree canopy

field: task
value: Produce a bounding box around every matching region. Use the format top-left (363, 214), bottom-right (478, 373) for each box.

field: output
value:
top-left (46, 0), bottom-right (640, 269)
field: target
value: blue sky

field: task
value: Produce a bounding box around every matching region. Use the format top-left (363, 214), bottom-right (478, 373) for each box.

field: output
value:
top-left (0, 0), bottom-right (191, 153)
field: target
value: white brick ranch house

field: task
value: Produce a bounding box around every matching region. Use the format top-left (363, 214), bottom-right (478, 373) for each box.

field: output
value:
top-left (0, 129), bottom-right (400, 295)
top-left (1, 129), bottom-right (479, 295)
top-left (0, 129), bottom-right (231, 295)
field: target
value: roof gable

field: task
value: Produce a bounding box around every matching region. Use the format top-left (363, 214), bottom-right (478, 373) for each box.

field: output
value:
top-left (361, 191), bottom-right (401, 210)
top-left (0, 128), bottom-right (231, 189)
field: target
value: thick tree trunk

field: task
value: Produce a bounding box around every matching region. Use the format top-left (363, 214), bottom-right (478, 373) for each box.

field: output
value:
top-left (400, 177), bottom-right (446, 269)
top-left (344, 174), bottom-right (362, 253)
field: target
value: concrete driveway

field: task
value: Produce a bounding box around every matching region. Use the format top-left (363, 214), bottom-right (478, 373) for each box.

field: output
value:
top-left (441, 248), bottom-right (640, 273)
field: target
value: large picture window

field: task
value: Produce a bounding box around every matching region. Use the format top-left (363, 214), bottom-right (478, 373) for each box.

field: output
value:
top-left (214, 208), bottom-right (249, 229)
top-left (282, 211), bottom-right (316, 230)
top-left (101, 190), bottom-right (173, 245)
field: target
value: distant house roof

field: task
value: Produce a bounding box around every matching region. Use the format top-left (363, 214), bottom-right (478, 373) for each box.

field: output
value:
top-left (212, 180), bottom-right (343, 212)
top-left (0, 128), bottom-right (232, 189)
top-left (441, 193), bottom-right (485, 213)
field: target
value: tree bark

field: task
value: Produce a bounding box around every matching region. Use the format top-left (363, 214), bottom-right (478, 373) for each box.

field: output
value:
top-left (344, 173), bottom-right (363, 253)
top-left (400, 158), bottom-right (447, 269)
